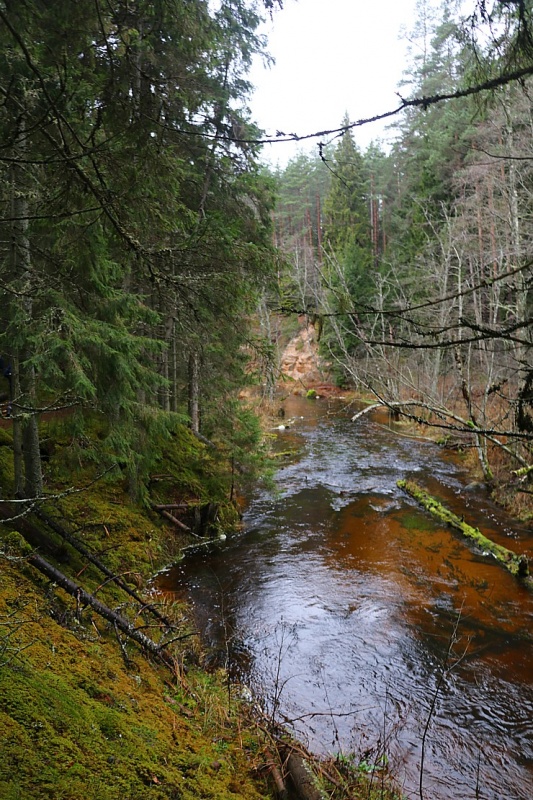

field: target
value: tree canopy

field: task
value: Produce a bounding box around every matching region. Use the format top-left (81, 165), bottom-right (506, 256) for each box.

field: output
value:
top-left (0, 0), bottom-right (277, 500)
top-left (271, 0), bottom-right (533, 508)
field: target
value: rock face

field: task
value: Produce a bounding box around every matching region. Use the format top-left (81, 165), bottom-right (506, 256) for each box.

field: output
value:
top-left (279, 322), bottom-right (329, 385)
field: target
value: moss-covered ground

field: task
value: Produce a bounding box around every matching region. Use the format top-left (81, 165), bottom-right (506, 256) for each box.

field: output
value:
top-left (0, 558), bottom-right (275, 800)
top-left (0, 413), bottom-right (402, 800)
top-left (0, 414), bottom-right (277, 800)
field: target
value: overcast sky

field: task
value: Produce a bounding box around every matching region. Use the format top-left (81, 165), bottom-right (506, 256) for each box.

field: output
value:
top-left (248, 0), bottom-right (418, 166)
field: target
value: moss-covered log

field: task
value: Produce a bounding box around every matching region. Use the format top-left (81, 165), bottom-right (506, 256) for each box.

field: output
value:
top-left (33, 507), bottom-right (176, 629)
top-left (397, 479), bottom-right (532, 586)
top-left (27, 552), bottom-right (177, 667)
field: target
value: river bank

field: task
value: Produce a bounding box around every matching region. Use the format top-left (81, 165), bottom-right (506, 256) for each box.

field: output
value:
top-left (0, 405), bottom-right (406, 800)
top-left (268, 317), bottom-right (533, 525)
top-left (160, 392), bottom-right (533, 800)
top-left (0, 417), bottom-right (281, 799)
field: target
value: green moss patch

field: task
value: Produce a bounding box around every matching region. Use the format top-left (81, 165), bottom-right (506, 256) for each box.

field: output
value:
top-left (0, 562), bottom-right (272, 800)
top-left (398, 479), bottom-right (532, 587)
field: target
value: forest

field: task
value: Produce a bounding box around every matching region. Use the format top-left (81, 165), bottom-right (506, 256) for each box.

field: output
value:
top-left (0, 1), bottom-right (532, 799)
top-left (0, 0), bottom-right (280, 506)
top-left (1, 0), bottom-right (533, 516)
top-left (271, 0), bottom-right (533, 518)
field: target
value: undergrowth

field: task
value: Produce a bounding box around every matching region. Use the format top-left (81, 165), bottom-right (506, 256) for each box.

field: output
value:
top-left (0, 559), bottom-right (272, 800)
top-left (0, 410), bottom-right (403, 800)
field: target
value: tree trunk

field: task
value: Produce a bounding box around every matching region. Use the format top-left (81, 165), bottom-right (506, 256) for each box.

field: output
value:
top-left (188, 351), bottom-right (200, 433)
top-left (398, 479), bottom-right (531, 584)
top-left (27, 551), bottom-right (176, 666)
top-left (33, 507), bottom-right (176, 629)
top-left (10, 113), bottom-right (43, 498)
top-left (21, 360), bottom-right (42, 498)
top-left (11, 355), bottom-right (24, 497)
top-left (283, 750), bottom-right (323, 800)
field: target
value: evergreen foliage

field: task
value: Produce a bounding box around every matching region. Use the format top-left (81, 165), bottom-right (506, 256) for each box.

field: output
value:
top-left (0, 0), bottom-right (276, 501)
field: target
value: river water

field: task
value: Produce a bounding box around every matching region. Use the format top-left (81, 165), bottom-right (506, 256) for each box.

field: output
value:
top-left (158, 395), bottom-right (533, 800)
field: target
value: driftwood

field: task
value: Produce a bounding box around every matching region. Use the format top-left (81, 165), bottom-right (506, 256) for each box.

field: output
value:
top-left (283, 749), bottom-right (323, 800)
top-left (398, 479), bottom-right (532, 587)
top-left (27, 551), bottom-right (175, 667)
top-left (33, 507), bottom-right (176, 629)
top-left (151, 503), bottom-right (189, 511)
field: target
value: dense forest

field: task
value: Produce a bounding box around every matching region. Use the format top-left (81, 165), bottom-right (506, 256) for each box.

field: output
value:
top-left (1, 0), bottom-right (533, 516)
top-left (0, 0), bottom-right (280, 505)
top-left (1, 1), bottom-right (533, 799)
top-left (270, 0), bottom-right (533, 517)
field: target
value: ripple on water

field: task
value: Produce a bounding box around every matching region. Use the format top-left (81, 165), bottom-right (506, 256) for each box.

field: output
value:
top-left (161, 402), bottom-right (533, 800)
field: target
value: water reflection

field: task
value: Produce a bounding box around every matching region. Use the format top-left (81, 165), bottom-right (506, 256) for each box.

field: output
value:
top-left (158, 396), bottom-right (533, 800)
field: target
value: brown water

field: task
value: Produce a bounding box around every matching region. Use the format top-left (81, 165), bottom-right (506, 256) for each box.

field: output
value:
top-left (158, 396), bottom-right (533, 800)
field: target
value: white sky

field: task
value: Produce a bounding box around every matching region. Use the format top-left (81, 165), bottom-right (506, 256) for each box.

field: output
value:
top-left (248, 0), bottom-right (418, 166)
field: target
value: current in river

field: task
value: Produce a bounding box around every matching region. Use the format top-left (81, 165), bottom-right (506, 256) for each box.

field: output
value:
top-left (158, 395), bottom-right (533, 800)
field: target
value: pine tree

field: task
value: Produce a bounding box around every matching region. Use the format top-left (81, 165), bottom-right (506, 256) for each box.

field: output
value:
top-left (322, 119), bottom-right (373, 302)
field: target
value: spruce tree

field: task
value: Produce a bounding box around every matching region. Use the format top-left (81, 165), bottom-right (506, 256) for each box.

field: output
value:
top-left (0, 0), bottom-right (277, 500)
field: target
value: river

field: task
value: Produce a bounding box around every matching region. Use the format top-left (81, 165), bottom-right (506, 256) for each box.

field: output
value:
top-left (157, 395), bottom-right (533, 800)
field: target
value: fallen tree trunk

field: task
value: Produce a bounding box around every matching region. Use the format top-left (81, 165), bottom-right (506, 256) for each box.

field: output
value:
top-left (157, 507), bottom-right (193, 533)
top-left (27, 551), bottom-right (175, 666)
top-left (33, 507), bottom-right (175, 629)
top-left (150, 504), bottom-right (206, 539)
top-left (398, 479), bottom-right (532, 586)
top-left (151, 503), bottom-right (189, 511)
top-left (352, 399), bottom-right (529, 472)
top-left (264, 748), bottom-right (288, 799)
top-left (283, 749), bottom-right (323, 800)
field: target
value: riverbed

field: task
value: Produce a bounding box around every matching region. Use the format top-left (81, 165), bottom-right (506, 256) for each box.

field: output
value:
top-left (158, 395), bottom-right (533, 800)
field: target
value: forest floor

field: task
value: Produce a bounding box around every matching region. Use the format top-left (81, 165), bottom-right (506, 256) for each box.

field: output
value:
top-left (0, 410), bottom-right (403, 800)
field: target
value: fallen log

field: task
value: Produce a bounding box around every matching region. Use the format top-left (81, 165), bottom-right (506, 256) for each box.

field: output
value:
top-left (283, 750), bottom-right (323, 800)
top-left (191, 430), bottom-right (216, 449)
top-left (27, 551), bottom-right (176, 666)
top-left (264, 748), bottom-right (288, 799)
top-left (150, 504), bottom-right (205, 539)
top-left (351, 399), bottom-right (421, 423)
top-left (149, 502), bottom-right (216, 540)
top-left (398, 479), bottom-right (532, 586)
top-left (158, 509), bottom-right (192, 532)
top-left (152, 503), bottom-right (189, 511)
top-left (33, 507), bottom-right (176, 629)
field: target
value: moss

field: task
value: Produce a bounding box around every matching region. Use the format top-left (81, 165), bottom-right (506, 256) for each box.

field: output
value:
top-left (398, 479), bottom-right (533, 587)
top-left (0, 530), bottom-right (32, 557)
top-left (0, 561), bottom-right (273, 800)
top-left (0, 411), bottom-right (280, 798)
top-left (0, 427), bottom-right (13, 446)
top-left (0, 426), bottom-right (14, 495)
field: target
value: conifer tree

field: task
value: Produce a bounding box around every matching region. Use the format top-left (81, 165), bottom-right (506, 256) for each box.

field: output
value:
top-left (0, 0), bottom-right (276, 500)
top-left (319, 118), bottom-right (374, 378)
